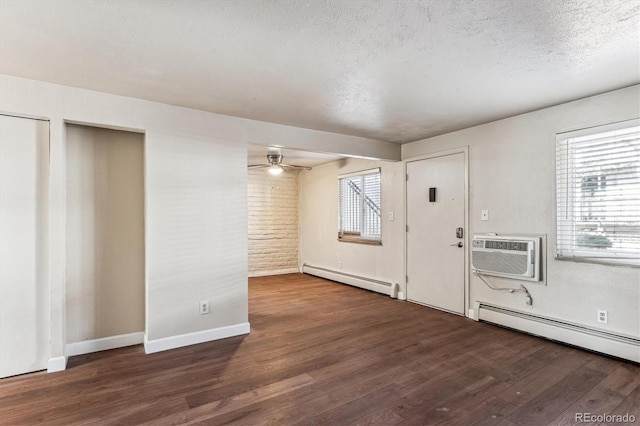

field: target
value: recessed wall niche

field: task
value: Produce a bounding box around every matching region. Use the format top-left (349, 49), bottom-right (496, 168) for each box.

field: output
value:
top-left (65, 124), bottom-right (145, 344)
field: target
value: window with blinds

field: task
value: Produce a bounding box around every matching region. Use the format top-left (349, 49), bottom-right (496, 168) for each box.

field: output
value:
top-left (556, 119), bottom-right (640, 266)
top-left (338, 168), bottom-right (381, 244)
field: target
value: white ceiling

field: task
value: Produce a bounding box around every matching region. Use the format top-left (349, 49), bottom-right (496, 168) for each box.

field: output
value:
top-left (1, 0), bottom-right (638, 146)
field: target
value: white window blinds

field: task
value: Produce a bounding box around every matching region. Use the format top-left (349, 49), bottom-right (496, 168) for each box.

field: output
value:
top-left (556, 119), bottom-right (640, 265)
top-left (338, 168), bottom-right (381, 242)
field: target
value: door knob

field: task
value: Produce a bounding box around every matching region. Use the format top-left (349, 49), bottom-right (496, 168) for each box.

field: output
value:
top-left (450, 242), bottom-right (463, 247)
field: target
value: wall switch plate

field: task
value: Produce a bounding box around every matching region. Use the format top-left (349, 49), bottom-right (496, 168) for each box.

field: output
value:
top-left (199, 300), bottom-right (210, 315)
top-left (481, 210), bottom-right (489, 221)
top-left (388, 211), bottom-right (394, 221)
top-left (597, 309), bottom-right (607, 324)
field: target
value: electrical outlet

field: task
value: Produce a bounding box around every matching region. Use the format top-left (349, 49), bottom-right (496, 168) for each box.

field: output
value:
top-left (388, 211), bottom-right (394, 221)
top-left (597, 309), bottom-right (608, 324)
top-left (199, 300), bottom-right (210, 315)
top-left (338, 260), bottom-right (342, 269)
top-left (481, 210), bottom-right (489, 221)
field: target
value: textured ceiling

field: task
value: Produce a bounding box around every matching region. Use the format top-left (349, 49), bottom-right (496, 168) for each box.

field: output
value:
top-left (1, 0), bottom-right (638, 144)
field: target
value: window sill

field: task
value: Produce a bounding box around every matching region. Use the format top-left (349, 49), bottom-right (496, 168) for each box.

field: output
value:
top-left (337, 236), bottom-right (382, 246)
top-left (555, 255), bottom-right (640, 268)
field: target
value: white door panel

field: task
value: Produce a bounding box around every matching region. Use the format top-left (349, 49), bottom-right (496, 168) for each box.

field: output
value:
top-left (0, 115), bottom-right (49, 378)
top-left (407, 152), bottom-right (465, 314)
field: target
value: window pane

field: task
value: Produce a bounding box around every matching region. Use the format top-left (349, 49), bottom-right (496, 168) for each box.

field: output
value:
top-left (338, 170), bottom-right (381, 241)
top-left (341, 176), bottom-right (362, 234)
top-left (556, 121), bottom-right (640, 265)
top-left (362, 173), bottom-right (381, 237)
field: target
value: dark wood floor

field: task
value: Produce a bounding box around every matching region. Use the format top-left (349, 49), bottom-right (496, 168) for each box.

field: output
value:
top-left (1, 273), bottom-right (638, 425)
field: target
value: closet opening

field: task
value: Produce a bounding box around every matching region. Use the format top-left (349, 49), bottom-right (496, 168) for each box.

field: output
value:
top-left (65, 123), bottom-right (145, 357)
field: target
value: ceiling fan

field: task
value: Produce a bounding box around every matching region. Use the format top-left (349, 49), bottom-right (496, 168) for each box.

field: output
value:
top-left (248, 152), bottom-right (312, 175)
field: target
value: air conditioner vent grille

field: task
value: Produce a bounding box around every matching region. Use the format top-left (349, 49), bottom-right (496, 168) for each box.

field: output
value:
top-left (472, 251), bottom-right (528, 275)
top-left (484, 240), bottom-right (528, 251)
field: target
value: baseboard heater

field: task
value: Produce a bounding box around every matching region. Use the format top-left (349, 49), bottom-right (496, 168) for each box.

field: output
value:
top-left (477, 303), bottom-right (640, 363)
top-left (301, 263), bottom-right (392, 296)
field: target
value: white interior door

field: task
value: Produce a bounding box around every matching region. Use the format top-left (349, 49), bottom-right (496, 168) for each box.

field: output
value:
top-left (406, 152), bottom-right (466, 314)
top-left (0, 115), bottom-right (49, 378)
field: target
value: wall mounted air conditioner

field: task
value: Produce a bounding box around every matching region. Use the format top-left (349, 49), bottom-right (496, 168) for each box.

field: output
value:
top-left (471, 235), bottom-right (541, 282)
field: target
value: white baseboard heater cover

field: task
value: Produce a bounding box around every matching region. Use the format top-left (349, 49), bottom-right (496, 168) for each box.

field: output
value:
top-left (301, 263), bottom-right (392, 296)
top-left (477, 303), bottom-right (640, 363)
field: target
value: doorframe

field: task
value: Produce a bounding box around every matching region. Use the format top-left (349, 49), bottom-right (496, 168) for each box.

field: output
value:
top-left (403, 146), bottom-right (470, 317)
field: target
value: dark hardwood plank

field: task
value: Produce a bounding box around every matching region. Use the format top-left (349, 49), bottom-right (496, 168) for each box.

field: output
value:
top-left (151, 373), bottom-right (316, 424)
top-left (351, 406), bottom-right (405, 426)
top-left (550, 362), bottom-right (640, 425)
top-left (296, 383), bottom-right (405, 425)
top-left (0, 273), bottom-right (637, 426)
top-left (602, 383), bottom-right (640, 425)
top-left (507, 365), bottom-right (607, 425)
top-left (496, 345), bottom-right (594, 408)
top-left (398, 375), bottom-right (511, 425)
top-left (465, 397), bottom-right (518, 426)
top-left (549, 386), bottom-right (625, 426)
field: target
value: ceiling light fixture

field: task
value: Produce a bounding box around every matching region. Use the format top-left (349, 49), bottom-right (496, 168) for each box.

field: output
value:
top-left (268, 165), bottom-right (283, 175)
top-left (248, 152), bottom-right (312, 174)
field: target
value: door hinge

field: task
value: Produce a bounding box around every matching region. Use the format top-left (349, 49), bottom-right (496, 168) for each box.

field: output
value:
top-left (406, 174), bottom-right (409, 181)
top-left (406, 275), bottom-right (409, 283)
top-left (406, 225), bottom-right (409, 232)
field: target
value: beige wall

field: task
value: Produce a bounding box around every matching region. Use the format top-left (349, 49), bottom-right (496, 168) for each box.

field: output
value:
top-left (66, 124), bottom-right (144, 342)
top-left (248, 169), bottom-right (299, 276)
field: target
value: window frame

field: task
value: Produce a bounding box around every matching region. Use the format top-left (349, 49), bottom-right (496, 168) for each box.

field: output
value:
top-left (337, 168), bottom-right (382, 245)
top-left (555, 118), bottom-right (640, 267)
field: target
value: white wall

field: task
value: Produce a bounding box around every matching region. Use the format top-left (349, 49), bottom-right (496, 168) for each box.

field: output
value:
top-left (66, 124), bottom-right (144, 343)
top-left (0, 74), bottom-right (397, 365)
top-left (146, 131), bottom-right (248, 342)
top-left (403, 85), bottom-right (640, 338)
top-left (248, 169), bottom-right (299, 277)
top-left (299, 158), bottom-right (405, 289)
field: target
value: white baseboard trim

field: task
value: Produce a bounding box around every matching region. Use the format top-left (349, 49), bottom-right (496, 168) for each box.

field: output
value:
top-left (66, 332), bottom-right (145, 357)
top-left (477, 303), bottom-right (640, 363)
top-left (301, 264), bottom-right (392, 296)
top-left (144, 322), bottom-right (250, 354)
top-left (468, 307), bottom-right (479, 321)
top-left (47, 356), bottom-right (67, 373)
top-left (249, 268), bottom-right (299, 277)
